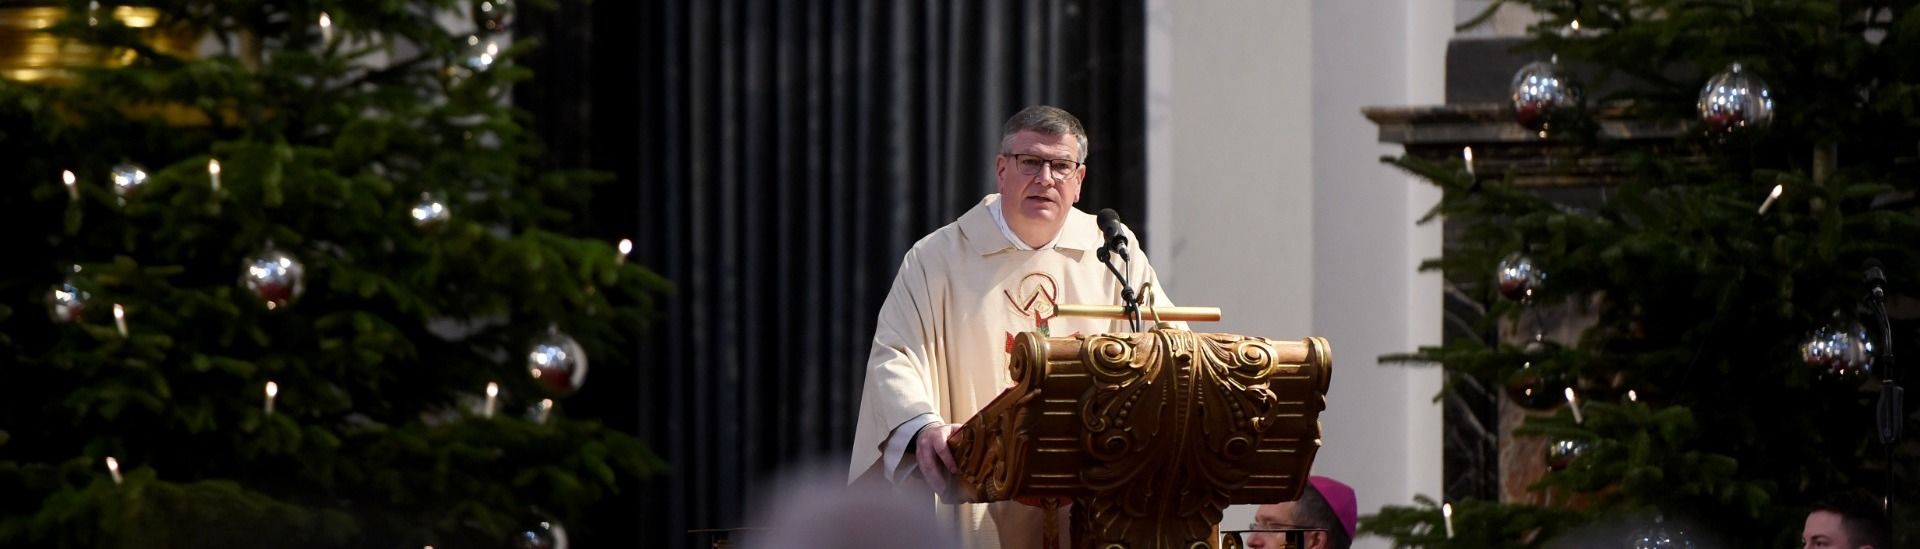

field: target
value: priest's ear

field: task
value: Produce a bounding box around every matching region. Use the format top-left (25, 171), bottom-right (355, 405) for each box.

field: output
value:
top-left (1304, 530), bottom-right (1329, 549)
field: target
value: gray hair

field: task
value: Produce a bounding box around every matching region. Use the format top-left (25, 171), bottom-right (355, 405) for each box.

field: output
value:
top-left (1000, 105), bottom-right (1089, 162)
top-left (1292, 484), bottom-right (1353, 549)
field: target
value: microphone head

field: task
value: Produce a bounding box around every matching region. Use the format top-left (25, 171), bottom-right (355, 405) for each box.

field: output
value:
top-left (1097, 208), bottom-right (1124, 239)
top-left (1095, 208), bottom-right (1128, 259)
top-left (1864, 258), bottom-right (1887, 285)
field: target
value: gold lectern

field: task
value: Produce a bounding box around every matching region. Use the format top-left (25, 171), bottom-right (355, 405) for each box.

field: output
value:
top-left (947, 311), bottom-right (1332, 549)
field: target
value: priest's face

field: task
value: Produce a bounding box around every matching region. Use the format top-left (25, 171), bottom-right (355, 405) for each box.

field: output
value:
top-left (996, 130), bottom-right (1085, 229)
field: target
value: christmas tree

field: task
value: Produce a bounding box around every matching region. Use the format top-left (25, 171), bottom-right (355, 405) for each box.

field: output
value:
top-left (1365, 0), bottom-right (1918, 546)
top-left (0, 1), bottom-right (664, 546)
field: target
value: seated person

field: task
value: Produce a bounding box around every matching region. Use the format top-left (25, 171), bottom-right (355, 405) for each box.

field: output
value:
top-left (1246, 476), bottom-right (1356, 549)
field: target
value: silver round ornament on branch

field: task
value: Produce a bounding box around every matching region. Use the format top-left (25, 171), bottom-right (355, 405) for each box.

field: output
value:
top-left (1697, 63), bottom-right (1774, 135)
top-left (47, 275), bottom-right (90, 323)
top-left (475, 0), bottom-right (515, 32)
top-left (410, 192), bottom-right (450, 227)
top-left (110, 162), bottom-right (148, 204)
top-left (241, 249), bottom-right (306, 310)
top-left (459, 34), bottom-right (500, 72)
top-left (512, 518), bottom-right (567, 549)
top-left (1505, 364), bottom-right (1569, 410)
top-left (1800, 321), bottom-right (1873, 376)
top-left (1496, 252), bottom-right (1544, 301)
top-left (442, 34), bottom-right (502, 85)
top-left (1545, 438), bottom-right (1588, 471)
top-left (1510, 59), bottom-right (1581, 135)
top-left (528, 327), bottom-right (589, 397)
top-left (1628, 519), bottom-right (1697, 549)
top-left (1504, 341), bottom-right (1568, 410)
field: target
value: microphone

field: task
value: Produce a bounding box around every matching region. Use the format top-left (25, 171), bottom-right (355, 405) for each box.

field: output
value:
top-left (1097, 208), bottom-right (1129, 261)
top-left (1865, 258), bottom-right (1887, 296)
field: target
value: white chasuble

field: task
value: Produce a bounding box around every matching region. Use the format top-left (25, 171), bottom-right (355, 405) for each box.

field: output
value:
top-left (851, 194), bottom-right (1176, 549)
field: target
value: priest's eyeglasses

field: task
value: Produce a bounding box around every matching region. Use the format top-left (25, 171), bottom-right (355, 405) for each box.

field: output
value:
top-left (1003, 153), bottom-right (1082, 179)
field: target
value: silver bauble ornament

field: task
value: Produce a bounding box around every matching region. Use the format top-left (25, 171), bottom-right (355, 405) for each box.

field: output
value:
top-left (1545, 438), bottom-right (1588, 471)
top-left (1628, 521), bottom-right (1696, 549)
top-left (512, 518), bottom-right (567, 549)
top-left (1801, 322), bottom-right (1873, 375)
top-left (528, 328), bottom-right (588, 397)
top-left (1496, 252), bottom-right (1544, 301)
top-left (110, 163), bottom-right (148, 202)
top-left (459, 34), bottom-right (500, 73)
top-left (1697, 63), bottom-right (1774, 135)
top-left (1510, 60), bottom-right (1581, 134)
top-left (410, 192), bottom-right (450, 227)
top-left (476, 0), bottom-right (515, 32)
top-left (242, 249), bottom-right (306, 310)
top-left (47, 278), bottom-right (90, 323)
top-left (1504, 343), bottom-right (1567, 410)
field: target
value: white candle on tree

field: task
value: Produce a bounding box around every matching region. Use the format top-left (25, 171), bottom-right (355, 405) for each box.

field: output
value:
top-left (484, 382), bottom-right (499, 418)
top-left (265, 381), bottom-right (279, 415)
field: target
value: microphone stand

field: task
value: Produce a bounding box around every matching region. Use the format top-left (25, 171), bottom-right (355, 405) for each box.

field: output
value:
top-left (1097, 241), bottom-right (1142, 333)
top-left (1866, 266), bottom-right (1901, 526)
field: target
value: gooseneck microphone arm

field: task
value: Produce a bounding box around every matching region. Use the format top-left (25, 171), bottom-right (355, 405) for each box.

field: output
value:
top-left (1097, 209), bottom-right (1143, 332)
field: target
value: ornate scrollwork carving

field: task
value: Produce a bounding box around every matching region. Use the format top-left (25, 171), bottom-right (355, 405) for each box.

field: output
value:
top-left (1070, 330), bottom-right (1270, 547)
top-left (949, 329), bottom-right (1331, 549)
top-left (950, 332), bottom-right (1049, 502)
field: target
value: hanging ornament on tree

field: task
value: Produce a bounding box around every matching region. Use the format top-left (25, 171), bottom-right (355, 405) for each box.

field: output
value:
top-left (110, 162), bottom-right (148, 204)
top-left (512, 518), bottom-right (567, 549)
top-left (1504, 342), bottom-right (1567, 410)
top-left (1545, 438), bottom-right (1588, 471)
top-left (1697, 63), bottom-right (1774, 135)
top-left (1510, 59), bottom-right (1581, 136)
top-left (1496, 252), bottom-right (1544, 301)
top-left (460, 34), bottom-right (500, 73)
top-left (475, 0), bottom-right (515, 32)
top-left (46, 273), bottom-right (90, 323)
top-left (241, 249), bottom-right (306, 310)
top-left (1800, 321), bottom-right (1873, 376)
top-left (410, 192), bottom-right (451, 227)
top-left (528, 327), bottom-right (589, 396)
top-left (1505, 366), bottom-right (1567, 410)
top-left (1627, 518), bottom-right (1697, 549)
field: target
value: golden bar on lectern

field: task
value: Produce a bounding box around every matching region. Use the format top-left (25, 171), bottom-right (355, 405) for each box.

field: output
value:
top-left (947, 329), bottom-right (1332, 549)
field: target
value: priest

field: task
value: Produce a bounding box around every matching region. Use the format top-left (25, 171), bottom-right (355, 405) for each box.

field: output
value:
top-left (850, 105), bottom-right (1177, 548)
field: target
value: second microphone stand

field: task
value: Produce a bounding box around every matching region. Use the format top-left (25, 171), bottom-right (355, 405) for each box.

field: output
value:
top-left (1097, 237), bottom-right (1143, 333)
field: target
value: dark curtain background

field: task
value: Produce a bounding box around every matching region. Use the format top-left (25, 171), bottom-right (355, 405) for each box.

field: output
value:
top-left (515, 1), bottom-right (1147, 546)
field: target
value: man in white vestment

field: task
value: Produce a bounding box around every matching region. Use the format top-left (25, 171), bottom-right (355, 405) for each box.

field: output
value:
top-left (849, 105), bottom-right (1176, 548)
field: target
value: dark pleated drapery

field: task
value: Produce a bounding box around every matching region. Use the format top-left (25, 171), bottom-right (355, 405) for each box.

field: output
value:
top-left (516, 1), bottom-right (1147, 546)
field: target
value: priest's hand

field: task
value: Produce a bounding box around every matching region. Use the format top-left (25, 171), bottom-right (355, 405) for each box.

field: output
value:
top-left (914, 421), bottom-right (960, 495)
